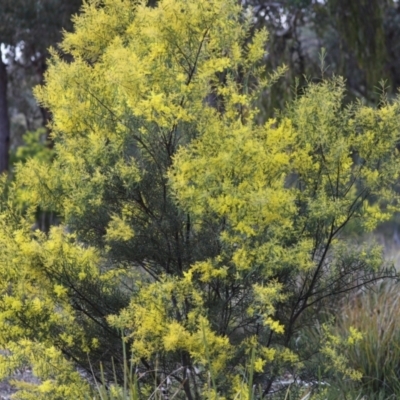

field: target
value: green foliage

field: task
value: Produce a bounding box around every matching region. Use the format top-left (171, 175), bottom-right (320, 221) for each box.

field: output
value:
top-left (11, 128), bottom-right (53, 165)
top-left (0, 340), bottom-right (91, 400)
top-left (0, 0), bottom-right (400, 398)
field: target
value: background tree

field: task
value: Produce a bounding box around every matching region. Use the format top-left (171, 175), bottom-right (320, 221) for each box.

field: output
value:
top-left (0, 0), bottom-right (82, 173)
top-left (243, 0), bottom-right (398, 119)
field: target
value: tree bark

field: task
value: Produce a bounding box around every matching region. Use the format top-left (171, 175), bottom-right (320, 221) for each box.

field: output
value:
top-left (0, 49), bottom-right (10, 174)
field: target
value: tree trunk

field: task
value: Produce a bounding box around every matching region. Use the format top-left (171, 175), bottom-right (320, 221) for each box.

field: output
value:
top-left (0, 50), bottom-right (10, 174)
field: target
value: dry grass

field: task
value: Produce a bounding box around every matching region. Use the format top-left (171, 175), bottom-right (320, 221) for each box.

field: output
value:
top-left (334, 276), bottom-right (400, 398)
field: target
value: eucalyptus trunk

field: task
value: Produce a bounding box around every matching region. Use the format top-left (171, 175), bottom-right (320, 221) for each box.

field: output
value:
top-left (0, 51), bottom-right (10, 173)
